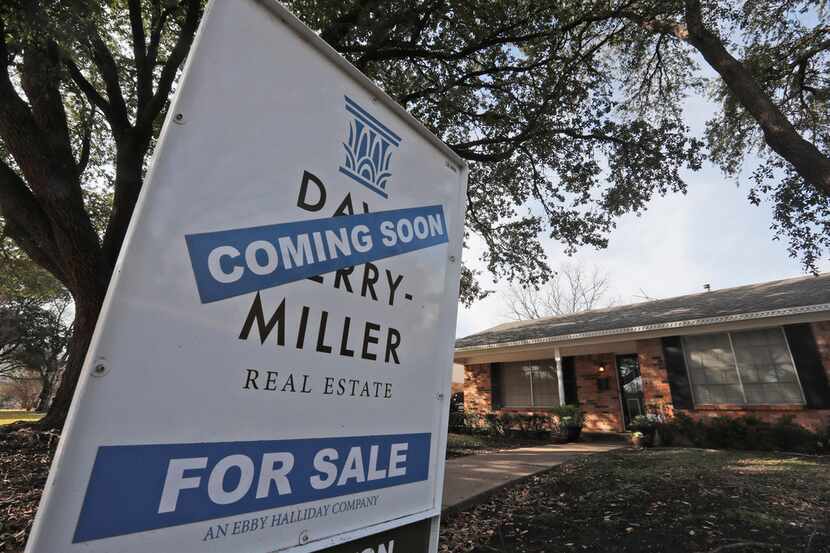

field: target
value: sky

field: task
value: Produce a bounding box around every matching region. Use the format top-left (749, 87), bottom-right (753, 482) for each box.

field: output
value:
top-left (455, 82), bottom-right (830, 340)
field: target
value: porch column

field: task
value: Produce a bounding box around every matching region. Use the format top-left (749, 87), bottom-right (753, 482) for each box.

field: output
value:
top-left (555, 348), bottom-right (565, 406)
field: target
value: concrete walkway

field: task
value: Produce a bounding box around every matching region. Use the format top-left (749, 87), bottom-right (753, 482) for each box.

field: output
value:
top-left (442, 438), bottom-right (626, 511)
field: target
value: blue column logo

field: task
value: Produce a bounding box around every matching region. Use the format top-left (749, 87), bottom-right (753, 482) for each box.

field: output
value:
top-left (339, 96), bottom-right (401, 199)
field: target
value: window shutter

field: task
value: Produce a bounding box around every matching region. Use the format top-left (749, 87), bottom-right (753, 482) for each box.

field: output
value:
top-left (784, 324), bottom-right (830, 408)
top-left (490, 363), bottom-right (503, 409)
top-left (661, 336), bottom-right (694, 409)
top-left (562, 357), bottom-right (578, 405)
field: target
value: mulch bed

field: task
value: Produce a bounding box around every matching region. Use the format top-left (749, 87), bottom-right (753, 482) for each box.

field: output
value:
top-left (439, 448), bottom-right (830, 553)
top-left (0, 429), bottom-right (57, 553)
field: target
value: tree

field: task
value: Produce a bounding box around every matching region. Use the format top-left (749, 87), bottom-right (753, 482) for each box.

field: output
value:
top-left (0, 298), bottom-right (70, 412)
top-left (567, 0), bottom-right (830, 270)
top-left (0, 0), bottom-right (203, 428)
top-left (0, 1), bottom-right (702, 428)
top-left (504, 263), bottom-right (616, 320)
top-left (0, 377), bottom-right (40, 409)
top-left (1, 225), bottom-right (71, 412)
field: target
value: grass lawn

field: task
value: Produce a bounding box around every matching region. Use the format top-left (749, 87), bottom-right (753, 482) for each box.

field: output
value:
top-left (446, 432), bottom-right (549, 458)
top-left (440, 448), bottom-right (830, 552)
top-left (0, 410), bottom-right (43, 426)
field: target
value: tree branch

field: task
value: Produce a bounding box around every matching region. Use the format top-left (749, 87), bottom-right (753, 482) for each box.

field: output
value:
top-left (0, 161), bottom-right (65, 283)
top-left (63, 56), bottom-right (114, 122)
top-left (137, 0), bottom-right (201, 132)
top-left (146, 1), bottom-right (175, 74)
top-left (19, 42), bottom-right (75, 174)
top-left (127, 0), bottom-right (150, 112)
top-left (319, 0), bottom-right (382, 47)
top-left (681, 0), bottom-right (830, 196)
top-left (86, 30), bottom-right (130, 131)
top-left (76, 110), bottom-right (92, 175)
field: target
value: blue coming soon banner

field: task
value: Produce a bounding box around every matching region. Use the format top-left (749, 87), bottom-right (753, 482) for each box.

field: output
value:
top-left (185, 205), bottom-right (448, 303)
top-left (73, 433), bottom-right (431, 542)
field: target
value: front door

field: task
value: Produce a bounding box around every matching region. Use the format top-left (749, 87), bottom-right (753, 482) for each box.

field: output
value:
top-left (616, 354), bottom-right (644, 427)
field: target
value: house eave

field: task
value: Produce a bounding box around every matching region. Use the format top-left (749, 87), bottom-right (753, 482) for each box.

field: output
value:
top-left (454, 302), bottom-right (830, 356)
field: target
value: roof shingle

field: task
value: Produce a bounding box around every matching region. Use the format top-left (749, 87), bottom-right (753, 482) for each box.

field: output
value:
top-left (455, 274), bottom-right (830, 350)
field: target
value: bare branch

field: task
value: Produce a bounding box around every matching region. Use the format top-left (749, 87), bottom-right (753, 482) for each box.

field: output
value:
top-left (503, 263), bottom-right (615, 320)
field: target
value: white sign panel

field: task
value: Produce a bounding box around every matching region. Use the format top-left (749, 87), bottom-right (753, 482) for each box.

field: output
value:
top-left (25, 1), bottom-right (467, 551)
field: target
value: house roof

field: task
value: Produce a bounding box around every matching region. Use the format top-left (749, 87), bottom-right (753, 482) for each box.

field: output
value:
top-left (455, 273), bottom-right (830, 351)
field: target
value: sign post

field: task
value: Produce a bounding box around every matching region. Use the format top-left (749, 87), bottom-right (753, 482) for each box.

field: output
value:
top-left (24, 1), bottom-right (467, 551)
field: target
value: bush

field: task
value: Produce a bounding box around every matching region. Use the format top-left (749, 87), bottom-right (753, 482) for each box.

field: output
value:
top-left (448, 409), bottom-right (482, 434)
top-left (769, 416), bottom-right (821, 452)
top-left (484, 413), bottom-right (507, 436)
top-left (448, 410), bottom-right (467, 433)
top-left (482, 412), bottom-right (557, 437)
top-left (658, 413), bottom-right (829, 454)
top-left (449, 391), bottom-right (464, 413)
top-left (630, 414), bottom-right (659, 434)
top-left (550, 404), bottom-right (584, 428)
top-left (526, 413), bottom-right (551, 433)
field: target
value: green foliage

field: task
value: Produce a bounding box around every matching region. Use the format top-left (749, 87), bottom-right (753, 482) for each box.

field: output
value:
top-left (484, 412), bottom-right (507, 436)
top-left (659, 413), bottom-right (828, 454)
top-left (630, 414), bottom-right (660, 434)
top-left (703, 0), bottom-right (830, 272)
top-left (550, 404), bottom-right (584, 428)
top-left (0, 222), bottom-right (67, 305)
top-left (0, 221), bottom-right (71, 410)
top-left (483, 411), bottom-right (565, 436)
top-left (449, 409), bottom-right (484, 434)
top-left (608, 0), bottom-right (830, 271)
top-left (285, 0), bottom-right (704, 297)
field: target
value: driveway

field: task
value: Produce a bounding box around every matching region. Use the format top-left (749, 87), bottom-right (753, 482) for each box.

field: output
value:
top-left (442, 437), bottom-right (627, 511)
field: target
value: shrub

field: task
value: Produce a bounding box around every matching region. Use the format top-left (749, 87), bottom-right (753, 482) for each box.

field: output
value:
top-left (550, 404), bottom-right (584, 428)
top-left (448, 409), bottom-right (482, 434)
top-left (482, 412), bottom-right (558, 437)
top-left (524, 414), bottom-right (547, 433)
top-left (657, 413), bottom-right (829, 454)
top-left (449, 391), bottom-right (464, 413)
top-left (448, 410), bottom-right (466, 433)
top-left (630, 414), bottom-right (659, 434)
top-left (484, 413), bottom-right (507, 436)
top-left (768, 416), bottom-right (821, 452)
top-left (510, 413), bottom-right (532, 433)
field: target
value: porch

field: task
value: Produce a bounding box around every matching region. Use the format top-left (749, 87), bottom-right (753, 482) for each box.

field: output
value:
top-left (459, 339), bottom-right (668, 433)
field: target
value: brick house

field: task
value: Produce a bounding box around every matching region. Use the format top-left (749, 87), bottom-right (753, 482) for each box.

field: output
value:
top-left (454, 275), bottom-right (830, 432)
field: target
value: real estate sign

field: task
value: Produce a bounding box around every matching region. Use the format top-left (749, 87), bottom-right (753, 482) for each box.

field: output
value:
top-left (24, 1), bottom-right (467, 551)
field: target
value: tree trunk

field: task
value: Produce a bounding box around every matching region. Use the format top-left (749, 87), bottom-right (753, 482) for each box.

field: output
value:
top-left (34, 370), bottom-right (52, 412)
top-left (682, 0), bottom-right (830, 196)
top-left (33, 137), bottom-right (146, 429)
top-left (36, 291), bottom-right (105, 429)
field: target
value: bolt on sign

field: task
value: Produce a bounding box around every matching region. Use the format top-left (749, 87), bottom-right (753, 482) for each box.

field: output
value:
top-left (24, 1), bottom-right (467, 552)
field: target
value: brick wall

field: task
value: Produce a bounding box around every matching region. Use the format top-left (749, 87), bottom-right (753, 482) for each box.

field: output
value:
top-left (463, 364), bottom-right (492, 414)
top-left (637, 339), bottom-right (674, 417)
top-left (461, 323), bottom-right (830, 433)
top-left (574, 353), bottom-right (624, 432)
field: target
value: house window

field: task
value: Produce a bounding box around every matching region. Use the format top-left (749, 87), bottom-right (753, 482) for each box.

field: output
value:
top-left (499, 360), bottom-right (559, 408)
top-left (682, 328), bottom-right (804, 406)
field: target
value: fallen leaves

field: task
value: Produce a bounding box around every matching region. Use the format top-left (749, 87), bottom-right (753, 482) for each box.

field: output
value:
top-left (438, 448), bottom-right (830, 553)
top-left (0, 429), bottom-right (57, 553)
